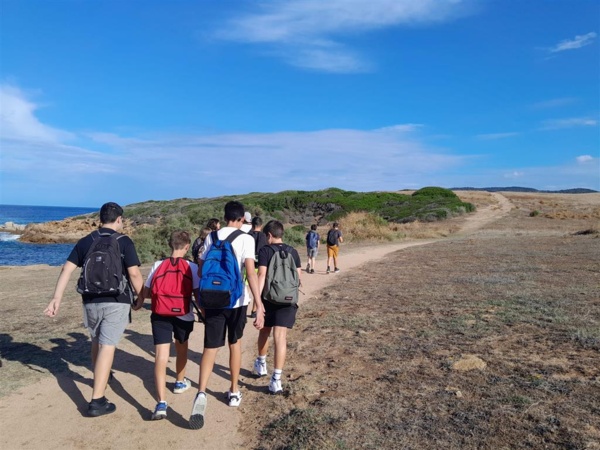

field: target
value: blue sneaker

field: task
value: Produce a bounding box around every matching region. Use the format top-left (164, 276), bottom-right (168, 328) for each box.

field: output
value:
top-left (151, 401), bottom-right (168, 420)
top-left (173, 378), bottom-right (191, 394)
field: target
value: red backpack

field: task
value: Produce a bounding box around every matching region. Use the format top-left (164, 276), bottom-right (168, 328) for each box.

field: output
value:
top-left (151, 257), bottom-right (193, 316)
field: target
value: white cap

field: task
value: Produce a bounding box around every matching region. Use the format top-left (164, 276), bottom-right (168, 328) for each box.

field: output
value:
top-left (244, 212), bottom-right (252, 223)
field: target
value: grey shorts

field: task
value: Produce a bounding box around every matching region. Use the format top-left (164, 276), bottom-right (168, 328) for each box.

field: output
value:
top-left (307, 248), bottom-right (318, 258)
top-left (82, 303), bottom-right (130, 346)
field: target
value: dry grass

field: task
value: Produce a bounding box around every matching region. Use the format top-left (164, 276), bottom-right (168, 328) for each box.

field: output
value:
top-left (240, 192), bottom-right (600, 450)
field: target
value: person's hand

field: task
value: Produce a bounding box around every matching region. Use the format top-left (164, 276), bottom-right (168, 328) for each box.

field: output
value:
top-left (253, 306), bottom-right (265, 330)
top-left (44, 299), bottom-right (60, 317)
top-left (131, 297), bottom-right (143, 311)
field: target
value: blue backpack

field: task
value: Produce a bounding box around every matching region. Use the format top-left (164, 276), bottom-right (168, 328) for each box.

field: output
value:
top-left (199, 230), bottom-right (244, 309)
top-left (306, 230), bottom-right (319, 249)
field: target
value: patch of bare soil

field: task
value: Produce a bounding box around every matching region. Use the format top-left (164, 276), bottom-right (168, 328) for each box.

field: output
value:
top-left (1, 192), bottom-right (598, 449)
top-left (239, 193), bottom-right (600, 449)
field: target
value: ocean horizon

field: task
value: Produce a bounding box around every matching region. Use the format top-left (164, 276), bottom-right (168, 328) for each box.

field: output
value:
top-left (0, 204), bottom-right (96, 266)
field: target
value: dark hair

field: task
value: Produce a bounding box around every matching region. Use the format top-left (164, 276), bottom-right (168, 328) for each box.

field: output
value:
top-left (206, 218), bottom-right (220, 231)
top-left (199, 227), bottom-right (211, 241)
top-left (169, 230), bottom-right (191, 250)
top-left (310, 224), bottom-right (317, 231)
top-left (251, 216), bottom-right (263, 228)
top-left (332, 222), bottom-right (339, 228)
top-left (263, 220), bottom-right (284, 239)
top-left (224, 201), bottom-right (245, 222)
top-left (99, 202), bottom-right (123, 224)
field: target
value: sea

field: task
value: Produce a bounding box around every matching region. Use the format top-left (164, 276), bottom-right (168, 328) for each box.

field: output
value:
top-left (0, 204), bottom-right (97, 266)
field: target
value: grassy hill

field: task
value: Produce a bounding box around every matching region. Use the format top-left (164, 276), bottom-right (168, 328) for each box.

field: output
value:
top-left (121, 187), bottom-right (475, 263)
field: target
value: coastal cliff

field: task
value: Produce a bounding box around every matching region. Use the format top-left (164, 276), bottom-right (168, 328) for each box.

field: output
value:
top-left (18, 218), bottom-right (136, 244)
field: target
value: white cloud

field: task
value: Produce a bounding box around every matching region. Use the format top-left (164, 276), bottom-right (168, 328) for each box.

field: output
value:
top-left (531, 98), bottom-right (577, 109)
top-left (549, 32), bottom-right (597, 53)
top-left (0, 84), bottom-right (74, 143)
top-left (576, 155), bottom-right (595, 164)
top-left (540, 117), bottom-right (598, 130)
top-left (215, 0), bottom-right (474, 72)
top-left (475, 132), bottom-right (519, 140)
top-left (503, 171), bottom-right (524, 179)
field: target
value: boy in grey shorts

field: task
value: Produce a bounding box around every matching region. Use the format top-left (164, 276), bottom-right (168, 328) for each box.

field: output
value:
top-left (45, 202), bottom-right (143, 417)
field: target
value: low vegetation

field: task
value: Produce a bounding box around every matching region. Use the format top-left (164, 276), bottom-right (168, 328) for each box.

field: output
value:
top-left (122, 187), bottom-right (474, 262)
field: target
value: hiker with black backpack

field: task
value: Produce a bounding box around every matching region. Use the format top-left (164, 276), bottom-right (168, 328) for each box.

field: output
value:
top-left (134, 230), bottom-right (200, 421)
top-left (252, 220), bottom-right (302, 395)
top-left (189, 201), bottom-right (264, 430)
top-left (44, 202), bottom-right (143, 417)
top-left (248, 216), bottom-right (268, 319)
top-left (326, 222), bottom-right (344, 274)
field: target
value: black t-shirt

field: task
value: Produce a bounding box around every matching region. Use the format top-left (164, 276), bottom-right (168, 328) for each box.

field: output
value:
top-left (257, 243), bottom-right (301, 268)
top-left (248, 230), bottom-right (268, 258)
top-left (327, 229), bottom-right (342, 246)
top-left (68, 228), bottom-right (141, 303)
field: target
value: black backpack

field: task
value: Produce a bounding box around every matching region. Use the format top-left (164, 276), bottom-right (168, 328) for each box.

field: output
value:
top-left (77, 231), bottom-right (128, 297)
top-left (327, 229), bottom-right (339, 246)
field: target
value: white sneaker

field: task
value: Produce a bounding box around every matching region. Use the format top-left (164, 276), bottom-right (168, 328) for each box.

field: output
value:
top-left (227, 391), bottom-right (243, 407)
top-left (173, 377), bottom-right (191, 394)
top-left (253, 358), bottom-right (268, 377)
top-left (189, 392), bottom-right (207, 430)
top-left (268, 377), bottom-right (283, 395)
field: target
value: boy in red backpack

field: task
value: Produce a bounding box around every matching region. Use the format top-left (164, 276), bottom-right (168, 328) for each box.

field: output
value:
top-left (134, 230), bottom-right (200, 421)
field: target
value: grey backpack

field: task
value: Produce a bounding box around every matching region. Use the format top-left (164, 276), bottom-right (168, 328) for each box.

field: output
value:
top-left (262, 244), bottom-right (300, 306)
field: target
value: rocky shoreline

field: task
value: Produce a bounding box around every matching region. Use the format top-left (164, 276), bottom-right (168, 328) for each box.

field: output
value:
top-left (2, 217), bottom-right (138, 244)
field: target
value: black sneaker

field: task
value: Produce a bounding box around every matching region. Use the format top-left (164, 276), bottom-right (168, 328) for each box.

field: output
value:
top-left (88, 398), bottom-right (116, 417)
top-left (310, 269), bottom-right (315, 274)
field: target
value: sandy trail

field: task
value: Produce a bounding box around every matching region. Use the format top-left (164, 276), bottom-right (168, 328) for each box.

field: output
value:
top-left (0, 194), bottom-right (512, 449)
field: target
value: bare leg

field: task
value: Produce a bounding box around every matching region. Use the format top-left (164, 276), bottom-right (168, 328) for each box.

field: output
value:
top-left (91, 344), bottom-right (116, 399)
top-left (174, 340), bottom-right (188, 381)
top-left (154, 343), bottom-right (170, 402)
top-left (228, 340), bottom-right (242, 393)
top-left (197, 347), bottom-right (218, 393)
top-left (272, 326), bottom-right (288, 371)
top-left (257, 327), bottom-right (271, 356)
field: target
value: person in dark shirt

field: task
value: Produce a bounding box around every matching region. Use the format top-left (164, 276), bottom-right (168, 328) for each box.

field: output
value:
top-left (45, 202), bottom-right (143, 417)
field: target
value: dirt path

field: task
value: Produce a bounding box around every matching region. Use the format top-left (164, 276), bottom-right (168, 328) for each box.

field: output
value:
top-left (0, 194), bottom-right (513, 450)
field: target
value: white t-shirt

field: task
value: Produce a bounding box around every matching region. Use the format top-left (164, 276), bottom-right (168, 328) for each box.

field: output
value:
top-left (241, 223), bottom-right (252, 233)
top-left (145, 259), bottom-right (200, 321)
top-left (200, 227), bottom-right (255, 308)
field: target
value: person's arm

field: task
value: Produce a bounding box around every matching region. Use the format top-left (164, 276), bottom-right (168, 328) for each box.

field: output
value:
top-left (127, 265), bottom-right (144, 297)
top-left (245, 258), bottom-right (264, 329)
top-left (45, 261), bottom-right (78, 317)
top-left (338, 231), bottom-right (343, 244)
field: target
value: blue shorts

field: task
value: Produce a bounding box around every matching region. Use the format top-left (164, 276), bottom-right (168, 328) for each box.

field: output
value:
top-left (307, 248), bottom-right (318, 258)
top-left (83, 302), bottom-right (130, 346)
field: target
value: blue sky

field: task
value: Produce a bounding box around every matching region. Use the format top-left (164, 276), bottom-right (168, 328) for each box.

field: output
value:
top-left (1, 0), bottom-right (598, 207)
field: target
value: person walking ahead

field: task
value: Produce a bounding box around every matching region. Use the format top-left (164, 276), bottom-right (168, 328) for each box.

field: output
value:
top-left (326, 222), bottom-right (343, 274)
top-left (45, 202), bottom-right (143, 417)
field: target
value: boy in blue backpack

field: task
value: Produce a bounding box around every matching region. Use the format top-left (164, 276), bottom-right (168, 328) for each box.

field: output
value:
top-left (189, 201), bottom-right (264, 430)
top-left (134, 230), bottom-right (200, 421)
top-left (253, 220), bottom-right (302, 394)
top-left (305, 224), bottom-right (320, 274)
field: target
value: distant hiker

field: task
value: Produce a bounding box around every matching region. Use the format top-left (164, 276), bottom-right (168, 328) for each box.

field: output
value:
top-left (248, 216), bottom-right (268, 318)
top-left (305, 224), bottom-right (320, 274)
top-left (326, 222), bottom-right (343, 274)
top-left (253, 220), bottom-right (302, 394)
top-left (135, 230), bottom-right (200, 421)
top-left (191, 227), bottom-right (211, 264)
top-left (241, 211), bottom-right (253, 233)
top-left (44, 202), bottom-right (143, 417)
top-left (191, 218), bottom-right (220, 264)
top-left (189, 201), bottom-right (264, 430)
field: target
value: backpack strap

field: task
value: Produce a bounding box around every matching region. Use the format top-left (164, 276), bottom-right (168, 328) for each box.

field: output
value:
top-left (225, 229), bottom-right (244, 244)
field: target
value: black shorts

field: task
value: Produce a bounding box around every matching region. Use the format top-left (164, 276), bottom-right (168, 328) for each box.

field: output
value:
top-left (263, 301), bottom-right (297, 329)
top-left (151, 313), bottom-right (194, 345)
top-left (203, 306), bottom-right (248, 348)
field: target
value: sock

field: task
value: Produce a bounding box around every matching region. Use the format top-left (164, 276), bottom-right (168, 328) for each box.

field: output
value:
top-left (258, 355), bottom-right (266, 363)
top-left (272, 369), bottom-right (282, 380)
